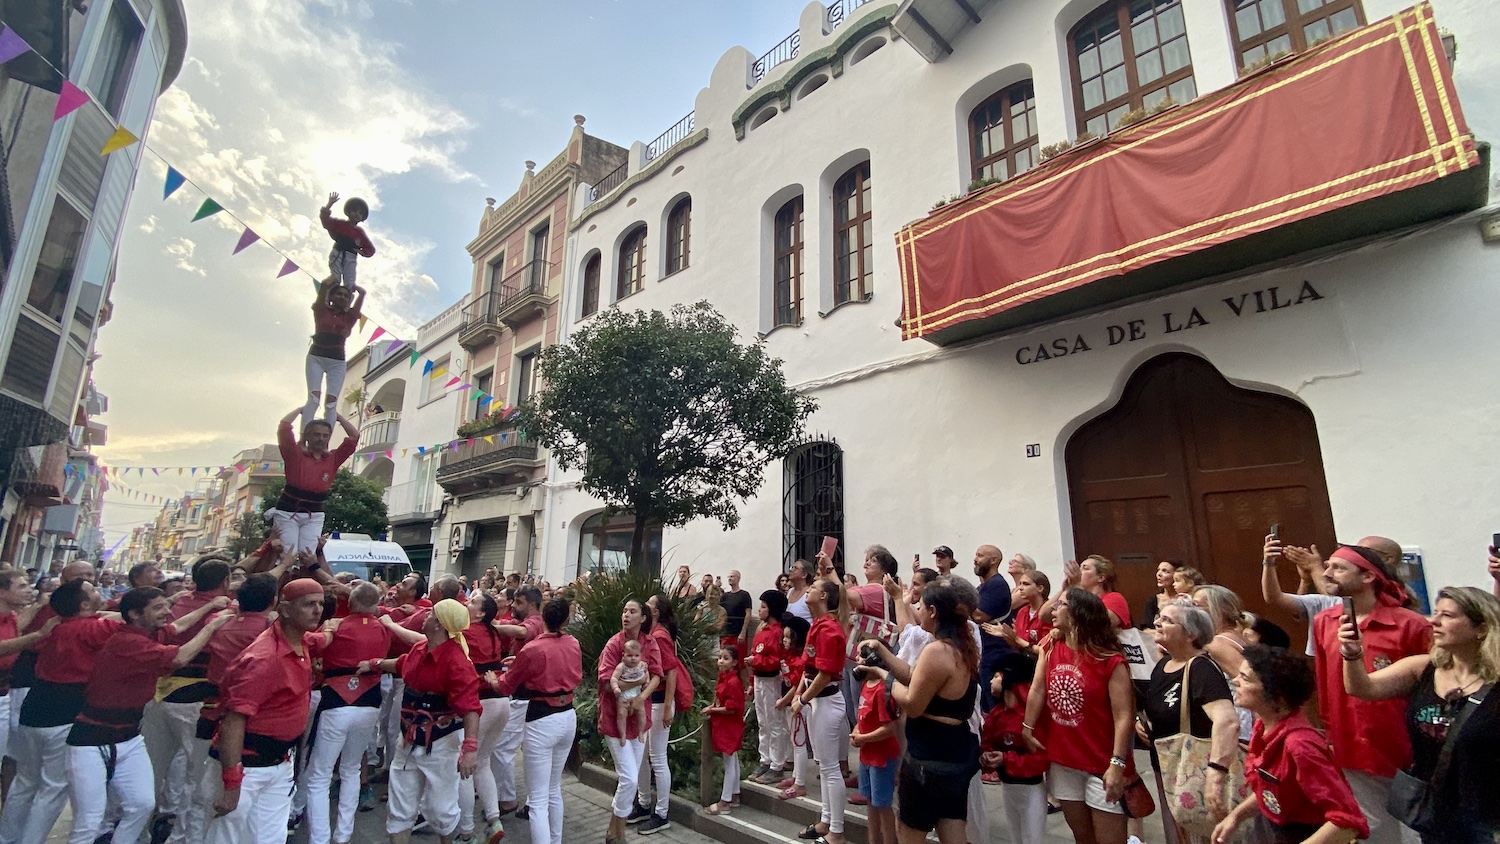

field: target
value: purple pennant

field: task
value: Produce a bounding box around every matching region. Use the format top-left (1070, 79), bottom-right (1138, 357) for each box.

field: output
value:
top-left (0, 27), bottom-right (32, 65)
top-left (277, 259), bottom-right (298, 278)
top-left (233, 228), bottom-right (260, 254)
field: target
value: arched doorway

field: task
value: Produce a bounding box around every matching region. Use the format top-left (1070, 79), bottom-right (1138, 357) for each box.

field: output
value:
top-left (1064, 353), bottom-right (1336, 639)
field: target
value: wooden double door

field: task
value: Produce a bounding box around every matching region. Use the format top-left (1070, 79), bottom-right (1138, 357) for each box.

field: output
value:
top-left (1065, 354), bottom-right (1336, 641)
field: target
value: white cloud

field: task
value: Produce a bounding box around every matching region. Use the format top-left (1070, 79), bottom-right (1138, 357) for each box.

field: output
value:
top-left (95, 0), bottom-right (476, 535)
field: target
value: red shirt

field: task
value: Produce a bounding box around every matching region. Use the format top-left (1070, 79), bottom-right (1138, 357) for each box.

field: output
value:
top-left (855, 678), bottom-right (900, 766)
top-left (1101, 591), bottom-right (1131, 630)
top-left (81, 625), bottom-right (178, 712)
top-left (320, 206), bottom-right (375, 257)
top-left (749, 620), bottom-right (783, 675)
top-left (596, 630), bottom-right (662, 740)
top-left (709, 670), bottom-right (745, 754)
top-left (312, 304), bottom-right (359, 339)
top-left (1312, 603), bottom-right (1432, 776)
top-left (497, 632), bottom-right (582, 699)
top-left (494, 611), bottom-right (518, 656)
top-left (520, 613), bottom-right (545, 643)
top-left (1246, 711), bottom-right (1368, 837)
top-left (311, 612), bottom-right (391, 704)
top-left (277, 420), bottom-right (358, 497)
top-left (851, 584), bottom-right (887, 619)
top-left (0, 610), bottom-right (21, 691)
top-left (1014, 604), bottom-right (1053, 647)
top-left (980, 682), bottom-right (1050, 780)
top-left (805, 615), bottom-right (847, 678)
top-left (217, 623), bottom-right (314, 742)
top-left (166, 591), bottom-right (223, 642)
top-left (396, 638), bottom-right (481, 717)
top-left (1040, 639), bottom-right (1125, 775)
top-left (782, 651), bottom-right (805, 689)
top-left (206, 612), bottom-right (274, 687)
top-left (38, 617), bottom-right (124, 683)
top-left (11, 605), bottom-right (57, 689)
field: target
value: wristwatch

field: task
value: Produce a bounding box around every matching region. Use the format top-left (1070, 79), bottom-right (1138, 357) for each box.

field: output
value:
top-left (1109, 755), bottom-right (1128, 769)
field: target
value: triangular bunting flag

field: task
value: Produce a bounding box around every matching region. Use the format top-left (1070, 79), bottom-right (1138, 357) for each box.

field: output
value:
top-left (484, 436), bottom-right (494, 444)
top-left (370, 326), bottom-right (384, 343)
top-left (0, 27), bottom-right (33, 65)
top-left (54, 81), bottom-right (88, 121)
top-left (191, 198), bottom-right (224, 222)
top-left (277, 259), bottom-right (298, 278)
top-left (233, 228), bottom-right (260, 254)
top-left (434, 367), bottom-right (448, 378)
top-left (384, 338), bottom-right (403, 354)
top-left (445, 377), bottom-right (460, 387)
top-left (422, 360), bottom-right (434, 376)
top-left (408, 349), bottom-right (420, 367)
top-left (100, 126), bottom-right (139, 155)
top-left (358, 315), bottom-right (367, 332)
top-left (458, 383), bottom-right (472, 391)
top-left (417, 446), bottom-right (426, 455)
top-left (500, 433), bottom-right (508, 442)
top-left (163, 167), bottom-right (186, 199)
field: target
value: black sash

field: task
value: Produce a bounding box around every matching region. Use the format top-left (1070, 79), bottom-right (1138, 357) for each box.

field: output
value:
top-left (400, 688), bottom-right (462, 748)
top-left (275, 483), bottom-right (330, 514)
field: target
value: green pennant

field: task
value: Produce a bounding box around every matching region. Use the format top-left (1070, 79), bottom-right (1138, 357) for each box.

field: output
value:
top-left (191, 198), bottom-right (225, 221)
top-left (409, 349), bottom-right (420, 367)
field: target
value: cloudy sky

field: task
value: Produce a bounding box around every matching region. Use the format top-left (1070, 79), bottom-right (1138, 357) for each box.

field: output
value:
top-left (93, 0), bottom-right (811, 547)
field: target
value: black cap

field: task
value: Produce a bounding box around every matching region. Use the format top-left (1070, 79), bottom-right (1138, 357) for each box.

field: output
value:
top-left (933, 546), bottom-right (954, 559)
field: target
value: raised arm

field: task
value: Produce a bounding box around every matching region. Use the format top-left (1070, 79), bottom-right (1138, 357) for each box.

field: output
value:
top-left (335, 411), bottom-right (358, 442)
top-left (380, 614), bottom-right (425, 646)
top-left (1260, 535), bottom-right (1306, 618)
top-left (172, 611), bottom-right (235, 669)
top-left (349, 286), bottom-right (366, 319)
top-left (0, 616), bottom-right (60, 656)
top-left (168, 595), bottom-right (233, 638)
top-left (1340, 616), bottom-right (1428, 700)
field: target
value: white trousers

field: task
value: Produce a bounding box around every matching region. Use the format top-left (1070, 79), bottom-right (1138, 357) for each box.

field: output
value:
top-left (965, 771), bottom-right (989, 844)
top-left (289, 690), bottom-right (320, 816)
top-left (602, 737), bottom-right (640, 819)
top-left (303, 354), bottom-right (347, 426)
top-left (788, 707), bottom-right (808, 786)
top-left (808, 695), bottom-right (846, 834)
top-left (142, 700), bottom-right (202, 823)
top-left (1345, 770), bottom-right (1421, 844)
top-left (523, 710), bottom-right (576, 844)
top-left (721, 753), bottom-right (741, 804)
top-left (458, 697), bottom-right (509, 834)
top-left (754, 676), bottom-right (788, 770)
top-left (635, 702), bottom-right (672, 816)
top-left (66, 736), bottom-right (155, 844)
top-left (0, 693), bottom-right (11, 763)
top-left (378, 677), bottom-right (400, 756)
top-left (491, 698), bottom-right (527, 805)
top-left (304, 705), bottom-right (379, 844)
top-left (327, 249), bottom-right (358, 289)
top-left (387, 732), bottom-right (462, 836)
top-left (5, 688), bottom-right (24, 741)
top-left (1001, 781), bottom-right (1047, 844)
top-left (0, 723), bottom-right (72, 844)
top-left (267, 510), bottom-right (325, 560)
top-left (203, 759), bottom-right (295, 844)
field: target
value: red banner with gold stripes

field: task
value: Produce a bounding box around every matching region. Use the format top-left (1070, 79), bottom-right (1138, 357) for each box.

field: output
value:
top-left (896, 3), bottom-right (1477, 342)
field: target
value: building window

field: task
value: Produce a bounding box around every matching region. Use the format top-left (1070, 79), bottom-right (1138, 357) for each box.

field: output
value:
top-left (617, 227), bottom-right (646, 299)
top-left (782, 440), bottom-right (845, 574)
top-left (773, 197), bottom-right (804, 326)
top-left (577, 511), bottom-right (663, 575)
top-left (472, 369), bottom-right (493, 418)
top-left (420, 355), bottom-right (450, 405)
top-left (486, 254), bottom-right (505, 293)
top-left (26, 196), bottom-right (88, 323)
top-left (528, 225), bottom-right (549, 290)
top-left (665, 198), bottom-right (691, 276)
top-left (516, 351), bottom-right (538, 405)
top-left (581, 253), bottom-right (601, 318)
top-left (1071, 0), bottom-right (1196, 138)
top-left (970, 81), bottom-right (1039, 182)
top-left (1228, 0), bottom-right (1363, 69)
top-left (833, 163), bottom-right (872, 306)
top-left (86, 0), bottom-right (143, 118)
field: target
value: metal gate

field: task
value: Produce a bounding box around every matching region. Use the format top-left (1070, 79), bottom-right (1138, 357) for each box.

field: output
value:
top-left (782, 438), bottom-right (845, 575)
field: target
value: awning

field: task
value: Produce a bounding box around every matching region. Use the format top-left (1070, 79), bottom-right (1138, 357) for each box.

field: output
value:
top-left (895, 3), bottom-right (1484, 345)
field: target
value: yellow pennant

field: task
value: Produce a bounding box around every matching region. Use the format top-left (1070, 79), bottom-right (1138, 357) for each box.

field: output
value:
top-left (100, 126), bottom-right (140, 155)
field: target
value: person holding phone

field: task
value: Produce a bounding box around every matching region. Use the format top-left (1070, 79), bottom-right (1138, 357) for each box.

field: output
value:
top-left (1312, 544), bottom-right (1432, 844)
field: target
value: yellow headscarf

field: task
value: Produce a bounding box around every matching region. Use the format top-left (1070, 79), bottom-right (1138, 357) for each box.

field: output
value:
top-left (432, 599), bottom-right (471, 658)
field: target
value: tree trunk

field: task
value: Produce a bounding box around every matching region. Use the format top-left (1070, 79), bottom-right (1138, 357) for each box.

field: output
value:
top-left (630, 512), bottom-right (648, 575)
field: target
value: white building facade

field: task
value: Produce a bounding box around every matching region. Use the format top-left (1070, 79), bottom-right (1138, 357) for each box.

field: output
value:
top-left (540, 0), bottom-right (1499, 640)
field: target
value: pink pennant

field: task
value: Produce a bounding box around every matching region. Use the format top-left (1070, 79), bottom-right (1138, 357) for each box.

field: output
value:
top-left (277, 259), bottom-right (298, 278)
top-left (445, 377), bottom-right (460, 387)
top-left (233, 228), bottom-right (260, 254)
top-left (370, 327), bottom-right (386, 343)
top-left (54, 81), bottom-right (88, 121)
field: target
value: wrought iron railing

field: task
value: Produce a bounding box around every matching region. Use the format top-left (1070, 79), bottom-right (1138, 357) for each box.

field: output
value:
top-left (753, 30), bottom-right (801, 83)
top-left (645, 112), bottom-right (696, 163)
top-left (460, 260), bottom-right (553, 333)
top-left (587, 162), bottom-right (629, 204)
top-left (826, 0), bottom-right (870, 29)
top-left (437, 438), bottom-right (540, 475)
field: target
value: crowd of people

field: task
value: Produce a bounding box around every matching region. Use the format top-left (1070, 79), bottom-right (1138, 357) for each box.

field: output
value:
top-left (1, 519), bottom-right (1498, 844)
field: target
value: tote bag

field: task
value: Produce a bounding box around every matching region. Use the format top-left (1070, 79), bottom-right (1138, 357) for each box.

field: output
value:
top-left (1153, 658), bottom-right (1249, 837)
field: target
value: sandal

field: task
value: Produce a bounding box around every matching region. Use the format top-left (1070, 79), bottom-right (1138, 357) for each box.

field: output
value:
top-left (798, 824), bottom-right (824, 840)
top-left (705, 802), bottom-right (732, 816)
top-left (779, 786), bottom-right (806, 800)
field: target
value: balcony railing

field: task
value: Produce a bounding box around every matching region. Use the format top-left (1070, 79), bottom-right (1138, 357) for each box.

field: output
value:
top-left (358, 411), bottom-right (401, 451)
top-left (384, 479), bottom-right (439, 522)
top-left (436, 436), bottom-right (542, 486)
top-left (645, 112), bottom-right (696, 163)
top-left (586, 162), bottom-right (630, 204)
top-left (753, 30), bottom-right (800, 83)
top-left (826, 0), bottom-right (870, 29)
top-left (459, 260), bottom-right (554, 344)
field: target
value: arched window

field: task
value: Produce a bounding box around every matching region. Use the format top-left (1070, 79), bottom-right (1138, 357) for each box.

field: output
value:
top-left (1228, 0), bottom-right (1363, 70)
top-left (773, 197), bottom-right (804, 326)
top-left (665, 198), bottom-right (691, 276)
top-left (577, 512), bottom-right (663, 575)
top-left (969, 80), bottom-right (1039, 182)
top-left (581, 253), bottom-right (600, 318)
top-left (782, 439), bottom-right (845, 574)
top-left (833, 163), bottom-right (872, 306)
top-left (1071, 0), bottom-right (1196, 138)
top-left (617, 227), bottom-right (646, 300)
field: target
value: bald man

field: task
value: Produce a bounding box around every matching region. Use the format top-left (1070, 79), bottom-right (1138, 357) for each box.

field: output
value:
top-left (971, 545), bottom-right (1012, 718)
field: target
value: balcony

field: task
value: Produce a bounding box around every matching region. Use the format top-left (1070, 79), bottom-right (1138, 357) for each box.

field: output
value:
top-left (383, 479), bottom-right (440, 525)
top-left (896, 6), bottom-right (1486, 346)
top-left (436, 435), bottom-right (543, 495)
top-left (358, 411), bottom-right (401, 453)
top-left (458, 260), bottom-right (554, 350)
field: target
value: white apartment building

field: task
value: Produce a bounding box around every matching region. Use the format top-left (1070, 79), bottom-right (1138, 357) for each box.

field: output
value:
top-left (540, 0), bottom-right (1498, 646)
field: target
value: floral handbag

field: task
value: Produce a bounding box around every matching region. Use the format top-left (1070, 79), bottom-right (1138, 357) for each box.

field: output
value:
top-left (1153, 658), bottom-right (1249, 837)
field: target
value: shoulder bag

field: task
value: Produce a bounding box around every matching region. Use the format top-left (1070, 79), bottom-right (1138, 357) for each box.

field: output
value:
top-left (1386, 679), bottom-right (1495, 833)
top-left (1153, 657), bottom-right (1249, 836)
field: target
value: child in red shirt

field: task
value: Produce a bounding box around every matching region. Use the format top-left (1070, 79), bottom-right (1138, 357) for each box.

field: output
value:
top-left (980, 654), bottom-right (1050, 844)
top-left (704, 646), bottom-right (745, 815)
top-left (319, 191), bottom-right (375, 289)
top-left (775, 615), bottom-right (810, 799)
top-left (851, 650), bottom-right (900, 844)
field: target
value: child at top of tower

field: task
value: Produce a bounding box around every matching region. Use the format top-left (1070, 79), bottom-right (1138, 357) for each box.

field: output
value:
top-left (320, 191), bottom-right (375, 289)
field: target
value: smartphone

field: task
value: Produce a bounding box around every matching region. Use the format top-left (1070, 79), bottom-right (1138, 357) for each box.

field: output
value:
top-left (820, 536), bottom-right (839, 562)
top-left (1491, 533), bottom-right (1500, 553)
top-left (1342, 596), bottom-right (1360, 640)
top-left (1270, 523), bottom-right (1280, 539)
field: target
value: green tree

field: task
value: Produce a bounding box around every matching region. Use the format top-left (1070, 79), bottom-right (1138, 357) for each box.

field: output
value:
top-left (225, 510), bottom-right (268, 558)
top-left (258, 470), bottom-right (389, 537)
top-left (524, 302), bottom-right (815, 572)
